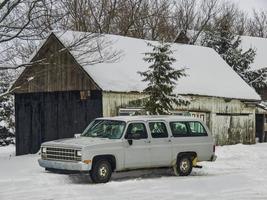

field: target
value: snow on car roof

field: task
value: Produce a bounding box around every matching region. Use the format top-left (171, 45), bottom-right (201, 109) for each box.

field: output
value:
top-left (28, 30), bottom-right (260, 101)
top-left (96, 115), bottom-right (202, 123)
top-left (241, 35), bottom-right (267, 71)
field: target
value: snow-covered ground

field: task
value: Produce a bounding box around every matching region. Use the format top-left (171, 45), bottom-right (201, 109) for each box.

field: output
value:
top-left (0, 144), bottom-right (267, 200)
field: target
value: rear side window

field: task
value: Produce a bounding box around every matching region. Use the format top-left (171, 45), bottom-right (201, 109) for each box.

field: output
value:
top-left (126, 123), bottom-right (148, 139)
top-left (188, 122), bottom-right (207, 136)
top-left (170, 121), bottom-right (208, 137)
top-left (170, 122), bottom-right (188, 137)
top-left (149, 122), bottom-right (168, 138)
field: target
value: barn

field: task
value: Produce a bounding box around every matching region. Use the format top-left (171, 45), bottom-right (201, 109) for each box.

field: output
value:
top-left (241, 35), bottom-right (267, 142)
top-left (11, 31), bottom-right (261, 155)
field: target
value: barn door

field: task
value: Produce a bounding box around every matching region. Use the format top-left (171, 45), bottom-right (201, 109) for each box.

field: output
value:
top-left (212, 114), bottom-right (253, 145)
top-left (212, 115), bottom-right (231, 145)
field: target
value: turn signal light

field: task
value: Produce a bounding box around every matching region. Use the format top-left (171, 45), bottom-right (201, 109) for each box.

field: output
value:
top-left (83, 160), bottom-right (92, 164)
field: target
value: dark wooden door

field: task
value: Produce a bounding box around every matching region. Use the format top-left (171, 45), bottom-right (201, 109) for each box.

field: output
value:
top-left (15, 91), bottom-right (102, 155)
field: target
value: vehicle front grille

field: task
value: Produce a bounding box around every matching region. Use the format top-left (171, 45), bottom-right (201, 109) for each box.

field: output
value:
top-left (42, 147), bottom-right (81, 162)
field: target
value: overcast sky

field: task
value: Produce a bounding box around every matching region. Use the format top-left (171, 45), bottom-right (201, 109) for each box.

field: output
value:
top-left (224, 0), bottom-right (267, 15)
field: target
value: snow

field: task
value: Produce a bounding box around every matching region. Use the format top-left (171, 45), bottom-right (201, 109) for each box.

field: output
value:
top-left (1, 143), bottom-right (267, 200)
top-left (53, 31), bottom-right (260, 101)
top-left (241, 35), bottom-right (267, 71)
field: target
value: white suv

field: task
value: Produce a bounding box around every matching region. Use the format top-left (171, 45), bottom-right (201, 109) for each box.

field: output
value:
top-left (39, 115), bottom-right (217, 183)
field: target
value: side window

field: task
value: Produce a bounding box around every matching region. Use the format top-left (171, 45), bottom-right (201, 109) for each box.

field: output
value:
top-left (188, 122), bottom-right (207, 136)
top-left (149, 122), bottom-right (168, 138)
top-left (126, 123), bottom-right (148, 139)
top-left (170, 122), bottom-right (188, 137)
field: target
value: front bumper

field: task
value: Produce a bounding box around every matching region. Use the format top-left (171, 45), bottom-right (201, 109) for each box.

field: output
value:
top-left (38, 159), bottom-right (92, 171)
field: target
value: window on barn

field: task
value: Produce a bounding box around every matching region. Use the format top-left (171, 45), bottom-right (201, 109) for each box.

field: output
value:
top-left (80, 90), bottom-right (90, 100)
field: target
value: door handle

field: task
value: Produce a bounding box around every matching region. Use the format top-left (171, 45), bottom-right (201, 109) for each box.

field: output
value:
top-left (145, 140), bottom-right (151, 143)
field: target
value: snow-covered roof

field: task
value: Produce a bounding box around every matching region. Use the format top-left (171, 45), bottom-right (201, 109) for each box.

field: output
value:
top-left (32, 31), bottom-right (261, 101)
top-left (241, 36), bottom-right (267, 71)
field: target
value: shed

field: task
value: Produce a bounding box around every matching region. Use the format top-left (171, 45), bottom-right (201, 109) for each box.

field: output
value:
top-left (12, 31), bottom-right (261, 155)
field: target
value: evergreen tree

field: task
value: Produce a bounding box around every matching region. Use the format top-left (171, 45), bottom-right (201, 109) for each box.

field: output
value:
top-left (139, 42), bottom-right (188, 115)
top-left (0, 70), bottom-right (15, 144)
top-left (201, 16), bottom-right (267, 89)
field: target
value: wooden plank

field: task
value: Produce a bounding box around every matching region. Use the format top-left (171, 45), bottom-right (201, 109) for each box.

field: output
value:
top-left (15, 91), bottom-right (102, 155)
top-left (12, 34), bottom-right (100, 94)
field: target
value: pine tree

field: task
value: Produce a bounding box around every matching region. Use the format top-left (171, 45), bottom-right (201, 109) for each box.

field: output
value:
top-left (138, 42), bottom-right (188, 115)
top-left (0, 70), bottom-right (15, 144)
top-left (201, 16), bottom-right (267, 89)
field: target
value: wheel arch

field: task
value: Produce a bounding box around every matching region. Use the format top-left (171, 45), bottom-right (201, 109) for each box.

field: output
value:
top-left (177, 151), bottom-right (197, 160)
top-left (92, 154), bottom-right (116, 171)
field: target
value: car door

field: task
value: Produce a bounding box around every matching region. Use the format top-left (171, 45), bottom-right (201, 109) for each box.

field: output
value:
top-left (124, 122), bottom-right (151, 169)
top-left (148, 121), bottom-right (172, 167)
top-left (169, 121), bottom-right (212, 161)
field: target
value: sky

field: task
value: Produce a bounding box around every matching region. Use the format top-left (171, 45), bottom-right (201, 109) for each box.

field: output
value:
top-left (226, 0), bottom-right (267, 15)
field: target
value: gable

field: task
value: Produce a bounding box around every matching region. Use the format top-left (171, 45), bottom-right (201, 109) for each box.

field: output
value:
top-left (12, 33), bottom-right (100, 93)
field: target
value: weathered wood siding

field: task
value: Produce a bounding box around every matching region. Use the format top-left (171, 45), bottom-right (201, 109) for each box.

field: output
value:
top-left (13, 33), bottom-right (103, 155)
top-left (15, 90), bottom-right (102, 155)
top-left (12, 34), bottom-right (99, 94)
top-left (103, 92), bottom-right (256, 145)
top-left (102, 92), bottom-right (147, 117)
top-left (177, 96), bottom-right (256, 145)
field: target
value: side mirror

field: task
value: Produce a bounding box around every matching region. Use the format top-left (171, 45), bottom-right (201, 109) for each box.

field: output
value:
top-left (127, 139), bottom-right (133, 145)
top-left (125, 133), bottom-right (133, 145)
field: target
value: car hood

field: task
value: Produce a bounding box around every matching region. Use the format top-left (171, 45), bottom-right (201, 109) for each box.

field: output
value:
top-left (41, 137), bottom-right (119, 149)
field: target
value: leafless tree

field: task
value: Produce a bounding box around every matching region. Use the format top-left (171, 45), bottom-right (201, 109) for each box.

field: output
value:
top-left (0, 0), bottom-right (62, 43)
top-left (189, 0), bottom-right (219, 44)
top-left (173, 0), bottom-right (197, 33)
top-left (144, 0), bottom-right (172, 41)
top-left (248, 10), bottom-right (267, 38)
top-left (234, 11), bottom-right (248, 35)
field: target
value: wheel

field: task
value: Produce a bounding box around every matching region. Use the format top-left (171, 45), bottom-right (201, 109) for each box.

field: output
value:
top-left (174, 156), bottom-right (193, 176)
top-left (90, 159), bottom-right (112, 183)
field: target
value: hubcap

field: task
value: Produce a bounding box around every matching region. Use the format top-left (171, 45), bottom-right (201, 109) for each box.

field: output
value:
top-left (180, 159), bottom-right (190, 173)
top-left (99, 165), bottom-right (108, 178)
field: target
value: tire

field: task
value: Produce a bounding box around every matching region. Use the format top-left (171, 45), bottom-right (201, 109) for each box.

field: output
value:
top-left (174, 156), bottom-right (193, 176)
top-left (90, 159), bottom-right (112, 183)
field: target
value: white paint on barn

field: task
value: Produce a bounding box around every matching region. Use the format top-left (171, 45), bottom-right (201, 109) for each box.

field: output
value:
top-left (102, 92), bottom-right (256, 145)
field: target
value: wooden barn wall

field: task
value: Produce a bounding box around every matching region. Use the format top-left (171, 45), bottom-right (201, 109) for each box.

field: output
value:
top-left (177, 96), bottom-right (256, 145)
top-left (103, 92), bottom-right (256, 145)
top-left (12, 34), bottom-right (98, 94)
top-left (102, 92), bottom-right (147, 117)
top-left (15, 90), bottom-right (102, 155)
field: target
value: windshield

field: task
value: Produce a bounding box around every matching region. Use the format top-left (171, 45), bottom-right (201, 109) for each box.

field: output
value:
top-left (82, 120), bottom-right (126, 139)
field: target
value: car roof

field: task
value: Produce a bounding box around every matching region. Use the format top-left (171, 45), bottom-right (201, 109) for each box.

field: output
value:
top-left (95, 115), bottom-right (202, 123)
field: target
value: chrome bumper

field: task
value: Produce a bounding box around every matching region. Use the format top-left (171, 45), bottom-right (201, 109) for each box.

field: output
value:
top-left (38, 159), bottom-right (92, 171)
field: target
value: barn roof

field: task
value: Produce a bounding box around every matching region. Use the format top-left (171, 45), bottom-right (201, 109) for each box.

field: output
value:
top-left (241, 36), bottom-right (267, 71)
top-left (25, 30), bottom-right (261, 101)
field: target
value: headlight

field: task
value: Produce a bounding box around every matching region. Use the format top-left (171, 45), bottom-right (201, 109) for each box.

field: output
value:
top-left (76, 150), bottom-right (82, 157)
top-left (42, 147), bottom-right (47, 153)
